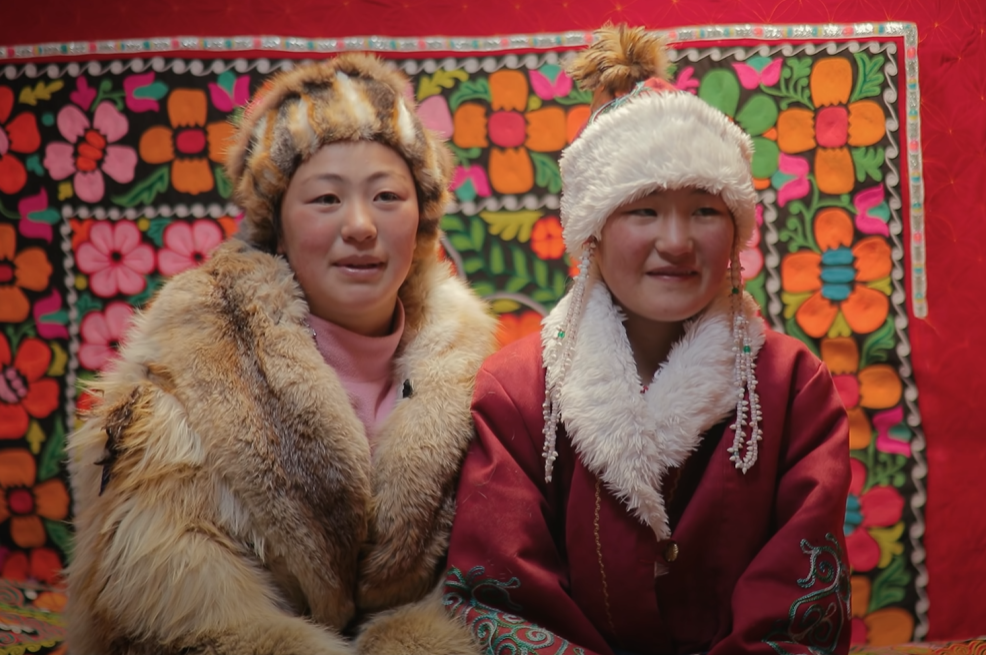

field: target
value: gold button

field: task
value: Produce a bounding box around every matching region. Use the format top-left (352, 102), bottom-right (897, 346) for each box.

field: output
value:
top-left (664, 540), bottom-right (679, 563)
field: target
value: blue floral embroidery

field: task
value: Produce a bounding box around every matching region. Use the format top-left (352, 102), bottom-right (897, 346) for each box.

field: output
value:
top-left (763, 534), bottom-right (851, 655)
top-left (444, 566), bottom-right (586, 655)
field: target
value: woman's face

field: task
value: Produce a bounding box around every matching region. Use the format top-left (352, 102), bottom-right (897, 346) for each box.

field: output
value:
top-left (278, 140), bottom-right (419, 336)
top-left (595, 187), bottom-right (735, 328)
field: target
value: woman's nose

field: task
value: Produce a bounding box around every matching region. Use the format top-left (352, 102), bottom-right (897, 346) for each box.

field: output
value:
top-left (656, 213), bottom-right (693, 256)
top-left (341, 201), bottom-right (377, 242)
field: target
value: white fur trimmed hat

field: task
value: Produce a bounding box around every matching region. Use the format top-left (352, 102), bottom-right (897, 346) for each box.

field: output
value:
top-left (225, 54), bottom-right (453, 251)
top-left (559, 26), bottom-right (758, 256)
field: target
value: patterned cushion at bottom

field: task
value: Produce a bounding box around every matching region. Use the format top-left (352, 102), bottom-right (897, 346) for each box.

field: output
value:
top-left (0, 578), bottom-right (65, 655)
top-left (852, 641), bottom-right (986, 654)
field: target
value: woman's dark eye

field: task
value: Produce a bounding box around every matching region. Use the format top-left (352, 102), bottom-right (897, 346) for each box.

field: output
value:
top-left (696, 206), bottom-right (723, 217)
top-left (630, 207), bottom-right (657, 217)
top-left (377, 191), bottom-right (400, 202)
top-left (315, 194), bottom-right (340, 205)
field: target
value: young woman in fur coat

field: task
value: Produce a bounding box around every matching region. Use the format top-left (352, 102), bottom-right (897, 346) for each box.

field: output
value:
top-left (65, 54), bottom-right (496, 655)
top-left (443, 26), bottom-right (853, 655)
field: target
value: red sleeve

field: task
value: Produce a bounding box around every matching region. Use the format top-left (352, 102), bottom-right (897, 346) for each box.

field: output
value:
top-left (443, 362), bottom-right (610, 655)
top-left (710, 357), bottom-right (853, 655)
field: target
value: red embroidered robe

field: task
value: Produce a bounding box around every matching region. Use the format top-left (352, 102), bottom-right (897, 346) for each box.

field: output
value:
top-left (444, 285), bottom-right (851, 655)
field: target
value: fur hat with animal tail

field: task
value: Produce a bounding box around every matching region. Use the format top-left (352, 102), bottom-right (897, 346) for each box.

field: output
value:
top-left (559, 23), bottom-right (757, 257)
top-left (540, 25), bottom-right (764, 483)
top-left (225, 54), bottom-right (453, 253)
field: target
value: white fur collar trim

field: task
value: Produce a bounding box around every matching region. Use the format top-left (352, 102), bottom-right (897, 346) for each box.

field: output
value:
top-left (542, 280), bottom-right (766, 540)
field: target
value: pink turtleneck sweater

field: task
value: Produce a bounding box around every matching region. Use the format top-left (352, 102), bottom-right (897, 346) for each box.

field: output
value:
top-left (307, 302), bottom-right (405, 447)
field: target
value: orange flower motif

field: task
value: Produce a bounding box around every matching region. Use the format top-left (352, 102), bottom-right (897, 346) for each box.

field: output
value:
top-left (821, 337), bottom-right (902, 449)
top-left (452, 70), bottom-right (569, 195)
top-left (0, 449), bottom-right (70, 549)
top-left (531, 217), bottom-right (565, 260)
top-left (781, 208), bottom-right (891, 338)
top-left (497, 311), bottom-right (543, 349)
top-left (0, 224), bottom-right (52, 323)
top-left (1, 547), bottom-right (64, 585)
top-left (0, 335), bottom-right (59, 440)
top-left (850, 576), bottom-right (915, 646)
top-left (138, 89), bottom-right (235, 194)
top-left (775, 58), bottom-right (886, 195)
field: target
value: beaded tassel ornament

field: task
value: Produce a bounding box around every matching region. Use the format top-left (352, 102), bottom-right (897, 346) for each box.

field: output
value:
top-left (726, 248), bottom-right (763, 473)
top-left (542, 240), bottom-right (596, 482)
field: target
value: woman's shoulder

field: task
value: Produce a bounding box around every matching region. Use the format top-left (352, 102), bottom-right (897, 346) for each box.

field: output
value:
top-left (480, 332), bottom-right (544, 379)
top-left (757, 327), bottom-right (828, 385)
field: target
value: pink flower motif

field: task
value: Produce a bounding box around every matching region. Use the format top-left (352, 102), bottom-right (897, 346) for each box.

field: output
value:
top-left (124, 72), bottom-right (168, 113)
top-left (417, 95), bottom-right (453, 139)
top-left (207, 73), bottom-right (251, 113)
top-left (42, 101), bottom-right (138, 204)
top-left (853, 186), bottom-right (891, 236)
top-left (76, 221), bottom-right (155, 298)
top-left (739, 205), bottom-right (764, 280)
top-left (874, 406), bottom-right (911, 456)
top-left (451, 165), bottom-right (491, 202)
top-left (845, 459), bottom-right (905, 573)
top-left (772, 153), bottom-right (810, 207)
top-left (732, 58), bottom-right (783, 89)
top-left (672, 66), bottom-right (700, 94)
top-left (529, 65), bottom-right (573, 100)
top-left (158, 220), bottom-right (224, 277)
top-left (79, 302), bottom-right (133, 371)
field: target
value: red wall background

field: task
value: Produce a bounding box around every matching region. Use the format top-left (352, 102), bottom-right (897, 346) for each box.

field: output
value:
top-left (3, 0), bottom-right (984, 642)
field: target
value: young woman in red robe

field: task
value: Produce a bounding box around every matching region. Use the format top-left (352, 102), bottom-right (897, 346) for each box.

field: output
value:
top-left (443, 25), bottom-right (852, 655)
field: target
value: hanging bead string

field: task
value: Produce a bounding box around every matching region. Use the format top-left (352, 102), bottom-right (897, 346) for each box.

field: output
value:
top-left (542, 239), bottom-right (597, 482)
top-left (726, 247), bottom-right (763, 473)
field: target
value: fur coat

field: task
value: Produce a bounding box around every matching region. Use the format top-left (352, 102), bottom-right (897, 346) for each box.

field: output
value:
top-left (65, 239), bottom-right (497, 655)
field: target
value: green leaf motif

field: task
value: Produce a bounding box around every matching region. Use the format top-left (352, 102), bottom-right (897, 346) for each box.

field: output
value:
top-left (37, 421), bottom-right (65, 482)
top-left (441, 215), bottom-right (466, 233)
top-left (75, 292), bottom-right (104, 318)
top-left (869, 552), bottom-right (911, 613)
top-left (851, 52), bottom-right (887, 102)
top-left (530, 152), bottom-right (562, 193)
top-left (449, 78), bottom-right (491, 111)
top-left (479, 210), bottom-right (541, 243)
top-left (43, 519), bottom-right (74, 562)
top-left (744, 270), bottom-right (768, 313)
top-left (511, 246), bottom-right (529, 279)
top-left (463, 256), bottom-right (484, 274)
top-left (533, 258), bottom-right (549, 288)
top-left (470, 216), bottom-right (486, 250)
top-left (762, 58), bottom-right (814, 110)
top-left (145, 217), bottom-right (172, 248)
top-left (489, 241), bottom-right (506, 274)
top-left (699, 69), bottom-right (740, 117)
top-left (3, 323), bottom-right (36, 351)
top-left (111, 166), bottom-right (170, 208)
top-left (418, 69), bottom-right (469, 100)
top-left (852, 147), bottom-right (885, 183)
top-left (472, 281), bottom-right (496, 297)
top-left (860, 317), bottom-right (896, 367)
top-left (751, 137), bottom-right (780, 179)
top-left (783, 315), bottom-right (820, 357)
top-left (555, 87), bottom-right (592, 106)
top-left (449, 145), bottom-right (481, 166)
top-left (25, 153), bottom-right (45, 177)
top-left (552, 270), bottom-right (567, 298)
top-left (736, 94), bottom-right (779, 136)
top-left (505, 277), bottom-right (528, 293)
top-left (778, 216), bottom-right (816, 254)
top-left (133, 80), bottom-right (169, 102)
top-left (214, 165), bottom-right (233, 199)
top-left (126, 275), bottom-right (163, 309)
top-left (449, 233), bottom-right (475, 252)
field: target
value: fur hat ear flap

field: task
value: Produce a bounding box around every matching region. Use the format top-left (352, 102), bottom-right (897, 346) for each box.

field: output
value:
top-left (225, 55), bottom-right (453, 253)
